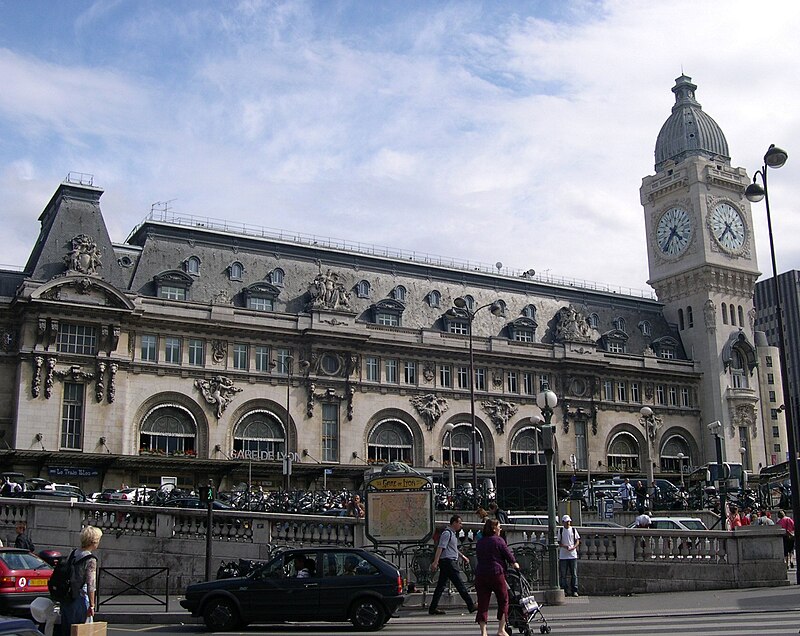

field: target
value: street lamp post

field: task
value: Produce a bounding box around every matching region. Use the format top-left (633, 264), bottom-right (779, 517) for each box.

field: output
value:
top-left (449, 297), bottom-right (504, 508)
top-left (443, 422), bottom-right (456, 490)
top-left (745, 144), bottom-right (800, 585)
top-left (533, 386), bottom-right (565, 606)
top-left (285, 355), bottom-right (293, 492)
top-left (639, 406), bottom-right (662, 507)
top-left (708, 421), bottom-right (726, 529)
top-left (739, 446), bottom-right (748, 492)
top-left (677, 452), bottom-right (686, 489)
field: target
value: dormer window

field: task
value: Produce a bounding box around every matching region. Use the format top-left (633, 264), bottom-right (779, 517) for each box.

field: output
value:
top-left (463, 295), bottom-right (475, 311)
top-left (243, 282), bottom-right (281, 312)
top-left (392, 285), bottom-right (407, 302)
top-left (650, 335), bottom-right (679, 359)
top-left (427, 290), bottom-right (441, 308)
top-left (522, 304), bottom-right (537, 320)
top-left (638, 320), bottom-right (652, 337)
top-left (356, 280), bottom-right (371, 299)
top-left (184, 256), bottom-right (201, 276)
top-left (600, 328), bottom-right (629, 354)
top-left (443, 308), bottom-right (469, 335)
top-left (269, 268), bottom-right (285, 286)
top-left (154, 270), bottom-right (193, 301)
top-left (508, 317), bottom-right (537, 343)
top-left (229, 261), bottom-right (244, 281)
top-left (587, 313), bottom-right (599, 329)
top-left (371, 299), bottom-right (405, 326)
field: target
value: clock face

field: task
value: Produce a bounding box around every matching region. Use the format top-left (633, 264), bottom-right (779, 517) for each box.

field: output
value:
top-left (710, 203), bottom-right (746, 253)
top-left (656, 207), bottom-right (693, 257)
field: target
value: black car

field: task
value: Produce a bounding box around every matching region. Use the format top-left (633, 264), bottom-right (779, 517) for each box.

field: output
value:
top-left (181, 547), bottom-right (404, 631)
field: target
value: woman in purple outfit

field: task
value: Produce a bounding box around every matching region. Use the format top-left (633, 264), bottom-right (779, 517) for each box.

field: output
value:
top-left (475, 518), bottom-right (519, 636)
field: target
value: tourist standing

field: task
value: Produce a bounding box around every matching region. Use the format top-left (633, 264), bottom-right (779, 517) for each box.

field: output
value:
top-left (558, 515), bottom-right (581, 597)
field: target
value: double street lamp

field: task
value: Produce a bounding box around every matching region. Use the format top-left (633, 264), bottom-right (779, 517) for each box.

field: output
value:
top-left (448, 297), bottom-right (504, 507)
top-left (745, 144), bottom-right (799, 585)
top-left (532, 385), bottom-right (565, 605)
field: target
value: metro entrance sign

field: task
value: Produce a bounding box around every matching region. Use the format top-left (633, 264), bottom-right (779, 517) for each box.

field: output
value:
top-left (364, 463), bottom-right (433, 545)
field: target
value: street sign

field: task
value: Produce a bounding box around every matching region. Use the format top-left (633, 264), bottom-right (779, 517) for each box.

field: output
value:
top-left (324, 468), bottom-right (333, 475)
top-left (598, 499), bottom-right (614, 519)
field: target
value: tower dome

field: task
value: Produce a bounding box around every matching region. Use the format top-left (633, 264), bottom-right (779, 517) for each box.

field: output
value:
top-left (654, 75), bottom-right (729, 171)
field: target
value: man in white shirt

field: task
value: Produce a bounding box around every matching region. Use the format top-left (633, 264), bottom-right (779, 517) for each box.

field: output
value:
top-left (618, 478), bottom-right (634, 511)
top-left (558, 515), bottom-right (581, 597)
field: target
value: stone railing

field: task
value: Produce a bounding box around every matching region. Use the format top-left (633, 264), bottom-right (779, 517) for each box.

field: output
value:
top-left (0, 498), bottom-right (788, 597)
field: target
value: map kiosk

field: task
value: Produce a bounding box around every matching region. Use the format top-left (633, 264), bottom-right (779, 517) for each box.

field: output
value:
top-left (364, 462), bottom-right (434, 545)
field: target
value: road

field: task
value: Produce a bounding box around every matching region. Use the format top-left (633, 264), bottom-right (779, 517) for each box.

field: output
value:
top-left (104, 607), bottom-right (800, 636)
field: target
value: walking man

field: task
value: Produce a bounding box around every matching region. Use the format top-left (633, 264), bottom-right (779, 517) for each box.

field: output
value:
top-left (429, 515), bottom-right (476, 615)
top-left (618, 478), bottom-right (634, 511)
top-left (558, 515), bottom-right (581, 597)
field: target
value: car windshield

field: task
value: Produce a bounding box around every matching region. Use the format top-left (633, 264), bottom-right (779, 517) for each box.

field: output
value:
top-left (0, 551), bottom-right (50, 570)
top-left (680, 520), bottom-right (707, 530)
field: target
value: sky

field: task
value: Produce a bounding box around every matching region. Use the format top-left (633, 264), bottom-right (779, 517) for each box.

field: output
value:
top-left (1, 0), bottom-right (799, 294)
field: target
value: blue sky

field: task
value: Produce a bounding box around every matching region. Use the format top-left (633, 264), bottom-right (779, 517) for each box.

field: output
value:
top-left (2, 0), bottom-right (799, 292)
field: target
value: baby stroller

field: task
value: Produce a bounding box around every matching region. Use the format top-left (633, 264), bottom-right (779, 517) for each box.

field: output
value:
top-left (506, 569), bottom-right (551, 634)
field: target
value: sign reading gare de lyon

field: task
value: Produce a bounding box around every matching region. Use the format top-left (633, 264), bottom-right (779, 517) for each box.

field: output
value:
top-left (228, 450), bottom-right (301, 462)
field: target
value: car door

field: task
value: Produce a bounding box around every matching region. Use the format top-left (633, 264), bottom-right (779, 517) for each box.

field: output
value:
top-left (242, 551), bottom-right (320, 623)
top-left (317, 550), bottom-right (381, 621)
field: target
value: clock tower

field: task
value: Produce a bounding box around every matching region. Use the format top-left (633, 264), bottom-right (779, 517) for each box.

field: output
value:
top-left (641, 75), bottom-right (768, 468)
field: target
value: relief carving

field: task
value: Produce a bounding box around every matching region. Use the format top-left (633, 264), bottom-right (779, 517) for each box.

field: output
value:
top-left (410, 394), bottom-right (449, 431)
top-left (108, 362), bottom-right (118, 403)
top-left (211, 340), bottom-right (227, 365)
top-left (96, 361), bottom-right (106, 402)
top-left (704, 299), bottom-right (716, 331)
top-left (195, 375), bottom-right (243, 419)
top-left (65, 234), bottom-right (102, 275)
top-left (44, 358), bottom-right (56, 398)
top-left (554, 305), bottom-right (593, 343)
top-left (32, 356), bottom-right (43, 397)
top-left (307, 269), bottom-right (352, 311)
top-left (481, 398), bottom-right (518, 434)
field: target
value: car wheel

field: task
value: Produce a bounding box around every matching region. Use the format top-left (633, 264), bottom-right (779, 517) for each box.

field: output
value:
top-left (203, 597), bottom-right (241, 631)
top-left (350, 597), bottom-right (386, 631)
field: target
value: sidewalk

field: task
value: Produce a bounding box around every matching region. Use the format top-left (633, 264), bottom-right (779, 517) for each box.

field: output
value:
top-left (95, 579), bottom-right (798, 625)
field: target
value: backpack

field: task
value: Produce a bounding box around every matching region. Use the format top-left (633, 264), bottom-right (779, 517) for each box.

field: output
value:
top-left (48, 550), bottom-right (95, 602)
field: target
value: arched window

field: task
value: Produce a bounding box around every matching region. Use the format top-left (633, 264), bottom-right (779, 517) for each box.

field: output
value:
top-left (269, 268), bottom-right (285, 286)
top-left (678, 308), bottom-right (685, 331)
top-left (730, 304), bottom-right (736, 326)
top-left (660, 435), bottom-right (691, 473)
top-left (139, 405), bottom-right (197, 456)
top-left (443, 423), bottom-right (484, 467)
top-left (233, 411), bottom-right (285, 455)
top-left (613, 317), bottom-right (626, 332)
top-left (607, 432), bottom-right (640, 473)
top-left (495, 299), bottom-right (507, 317)
top-left (730, 348), bottom-right (748, 389)
top-left (722, 303), bottom-right (728, 325)
top-left (510, 426), bottom-right (545, 465)
top-left (368, 420), bottom-right (413, 465)
top-left (523, 304), bottom-right (537, 320)
top-left (687, 306), bottom-right (694, 328)
top-left (184, 256), bottom-right (201, 276)
top-left (587, 313), bottom-right (599, 329)
top-left (229, 262), bottom-right (244, 281)
top-left (738, 305), bottom-right (745, 327)
top-left (427, 290), bottom-right (441, 308)
top-left (356, 280), bottom-right (371, 299)
top-left (464, 295), bottom-right (475, 311)
top-left (639, 320), bottom-right (652, 337)
top-left (392, 285), bottom-right (406, 302)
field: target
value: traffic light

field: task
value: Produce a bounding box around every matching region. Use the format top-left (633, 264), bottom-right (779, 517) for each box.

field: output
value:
top-left (199, 484), bottom-right (215, 503)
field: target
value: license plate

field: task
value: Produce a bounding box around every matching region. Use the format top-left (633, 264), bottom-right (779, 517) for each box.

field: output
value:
top-left (29, 578), bottom-right (48, 586)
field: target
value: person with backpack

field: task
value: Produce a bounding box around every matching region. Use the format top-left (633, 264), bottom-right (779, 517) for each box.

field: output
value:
top-left (428, 515), bottom-right (476, 615)
top-left (55, 526), bottom-right (103, 636)
top-left (558, 515), bottom-right (581, 597)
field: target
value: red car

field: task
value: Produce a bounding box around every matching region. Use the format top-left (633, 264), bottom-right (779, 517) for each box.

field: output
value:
top-left (0, 549), bottom-right (53, 616)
